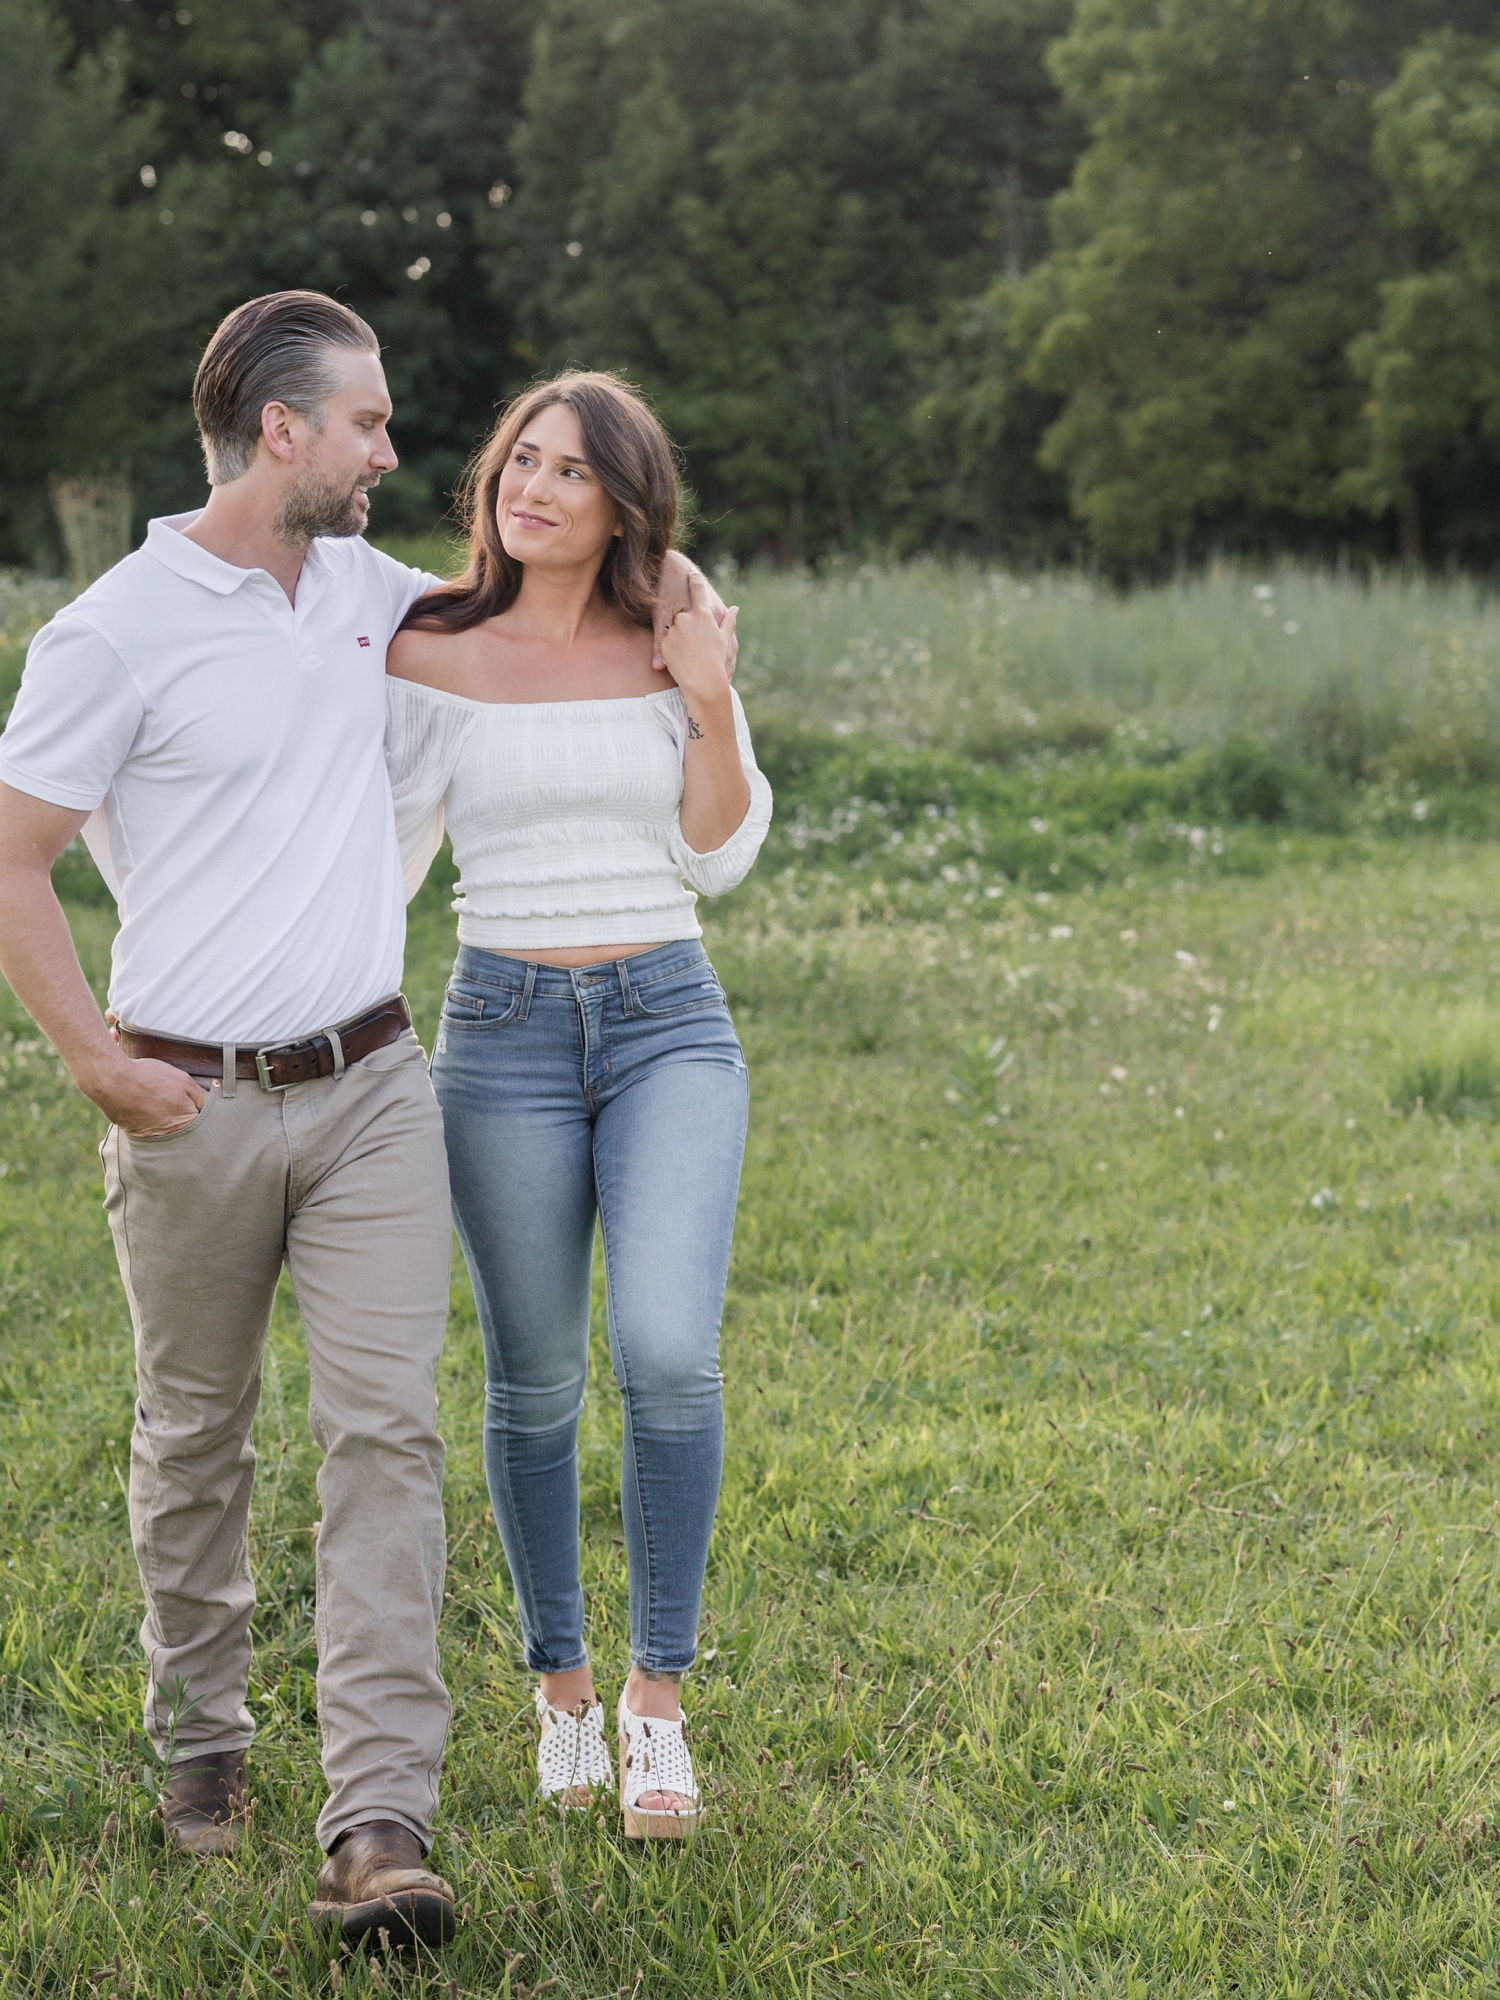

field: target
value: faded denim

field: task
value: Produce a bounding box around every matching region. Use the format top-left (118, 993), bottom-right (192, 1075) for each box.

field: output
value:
top-left (431, 940), bottom-right (748, 1674)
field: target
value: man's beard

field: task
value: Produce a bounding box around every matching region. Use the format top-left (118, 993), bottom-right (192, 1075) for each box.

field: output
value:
top-left (273, 466), bottom-right (372, 545)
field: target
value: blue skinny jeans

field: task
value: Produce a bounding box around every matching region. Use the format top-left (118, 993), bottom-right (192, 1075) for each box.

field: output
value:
top-left (430, 940), bottom-right (749, 1676)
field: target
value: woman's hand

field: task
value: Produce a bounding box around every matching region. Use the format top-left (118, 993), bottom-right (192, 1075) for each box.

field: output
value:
top-left (658, 570), bottom-right (738, 709)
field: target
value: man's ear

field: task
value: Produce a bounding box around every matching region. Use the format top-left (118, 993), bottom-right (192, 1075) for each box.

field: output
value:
top-left (260, 400), bottom-right (299, 466)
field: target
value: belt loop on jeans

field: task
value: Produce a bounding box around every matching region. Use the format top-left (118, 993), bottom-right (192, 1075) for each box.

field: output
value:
top-left (221, 1042), bottom-right (237, 1099)
top-left (517, 962), bottom-right (536, 1021)
top-left (326, 1026), bottom-right (346, 1080)
top-left (615, 957), bottom-right (635, 1012)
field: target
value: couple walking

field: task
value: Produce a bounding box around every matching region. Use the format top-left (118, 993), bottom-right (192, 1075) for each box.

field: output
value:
top-left (0, 290), bottom-right (771, 1948)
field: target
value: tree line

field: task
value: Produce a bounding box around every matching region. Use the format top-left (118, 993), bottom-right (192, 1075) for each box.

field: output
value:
top-left (5, 0), bottom-right (1500, 572)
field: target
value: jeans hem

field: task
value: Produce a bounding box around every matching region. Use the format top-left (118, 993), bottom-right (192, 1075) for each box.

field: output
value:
top-left (525, 1650), bottom-right (591, 1675)
top-left (629, 1654), bottom-right (697, 1676)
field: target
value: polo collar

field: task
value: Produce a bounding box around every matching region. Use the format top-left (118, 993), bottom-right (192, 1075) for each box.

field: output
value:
top-left (143, 514), bottom-right (356, 594)
top-left (307, 535), bottom-right (351, 577)
top-left (144, 512), bottom-right (256, 595)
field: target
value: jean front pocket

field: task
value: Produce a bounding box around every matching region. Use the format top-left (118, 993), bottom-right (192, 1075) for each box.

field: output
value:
top-left (629, 962), bottom-right (727, 1018)
top-left (440, 979), bottom-right (521, 1031)
top-left (124, 1092), bottom-right (214, 1144)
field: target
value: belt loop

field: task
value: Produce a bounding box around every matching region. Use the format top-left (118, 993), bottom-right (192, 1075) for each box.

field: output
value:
top-left (518, 962), bottom-right (536, 1021)
top-left (221, 1042), bottom-right (237, 1100)
top-left (326, 1026), bottom-right (346, 1080)
top-left (616, 957), bottom-right (635, 1012)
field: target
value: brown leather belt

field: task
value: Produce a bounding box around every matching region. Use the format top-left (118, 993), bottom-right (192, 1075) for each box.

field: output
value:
top-left (116, 995), bottom-right (412, 1092)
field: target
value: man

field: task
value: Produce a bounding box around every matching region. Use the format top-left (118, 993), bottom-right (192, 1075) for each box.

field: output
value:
top-left (0, 290), bottom-right (715, 1947)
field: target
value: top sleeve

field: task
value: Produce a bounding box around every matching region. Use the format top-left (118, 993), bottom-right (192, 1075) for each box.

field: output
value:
top-left (0, 612), bottom-right (146, 812)
top-left (667, 686), bottom-right (773, 897)
top-left (384, 677), bottom-right (476, 902)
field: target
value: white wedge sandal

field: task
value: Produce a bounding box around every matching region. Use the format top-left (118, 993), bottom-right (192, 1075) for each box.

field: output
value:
top-left (535, 1689), bottom-right (615, 1809)
top-left (617, 1692), bottom-right (703, 1840)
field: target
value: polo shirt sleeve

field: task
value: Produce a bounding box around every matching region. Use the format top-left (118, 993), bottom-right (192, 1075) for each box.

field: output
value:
top-left (363, 544), bottom-right (451, 637)
top-left (0, 613), bottom-right (145, 812)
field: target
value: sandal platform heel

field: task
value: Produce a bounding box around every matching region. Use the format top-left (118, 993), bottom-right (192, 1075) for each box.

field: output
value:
top-left (617, 1692), bottom-right (702, 1841)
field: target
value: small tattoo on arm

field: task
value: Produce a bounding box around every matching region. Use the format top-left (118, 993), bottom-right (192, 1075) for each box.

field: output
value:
top-left (687, 715), bottom-right (704, 740)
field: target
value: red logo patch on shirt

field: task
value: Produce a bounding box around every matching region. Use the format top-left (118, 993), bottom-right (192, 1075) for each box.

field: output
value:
top-left (356, 635), bottom-right (371, 648)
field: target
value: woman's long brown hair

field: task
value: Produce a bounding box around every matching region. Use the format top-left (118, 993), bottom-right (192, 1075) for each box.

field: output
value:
top-left (398, 371), bottom-right (679, 635)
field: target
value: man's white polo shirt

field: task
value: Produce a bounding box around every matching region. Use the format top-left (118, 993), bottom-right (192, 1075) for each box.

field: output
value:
top-left (0, 513), bottom-right (441, 1043)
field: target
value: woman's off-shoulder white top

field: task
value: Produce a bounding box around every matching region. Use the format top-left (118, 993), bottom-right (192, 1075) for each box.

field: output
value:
top-left (384, 676), bottom-right (773, 949)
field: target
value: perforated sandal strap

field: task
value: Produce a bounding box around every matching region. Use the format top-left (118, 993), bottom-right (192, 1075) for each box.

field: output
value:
top-left (535, 1690), bottom-right (614, 1800)
top-left (617, 1696), bottom-right (700, 1812)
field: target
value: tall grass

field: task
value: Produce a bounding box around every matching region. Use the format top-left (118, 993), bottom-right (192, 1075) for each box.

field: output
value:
top-left (727, 560), bottom-right (1500, 786)
top-left (1390, 1005), bottom-right (1500, 1120)
top-left (23, 541), bottom-right (1495, 798)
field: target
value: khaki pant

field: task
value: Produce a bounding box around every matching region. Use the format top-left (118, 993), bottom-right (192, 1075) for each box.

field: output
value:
top-left (101, 1029), bottom-right (453, 1852)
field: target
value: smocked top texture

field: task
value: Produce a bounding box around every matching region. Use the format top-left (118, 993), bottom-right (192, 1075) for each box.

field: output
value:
top-left (384, 675), bottom-right (773, 949)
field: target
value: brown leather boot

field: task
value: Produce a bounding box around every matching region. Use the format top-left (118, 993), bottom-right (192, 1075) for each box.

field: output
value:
top-left (308, 1821), bottom-right (457, 1950)
top-left (159, 1748), bottom-right (248, 1858)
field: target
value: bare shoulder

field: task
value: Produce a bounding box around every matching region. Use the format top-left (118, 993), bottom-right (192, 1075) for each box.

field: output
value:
top-left (386, 621), bottom-right (473, 690)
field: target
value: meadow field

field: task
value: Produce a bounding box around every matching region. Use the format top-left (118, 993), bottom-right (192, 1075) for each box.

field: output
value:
top-left (7, 564), bottom-right (1500, 1996)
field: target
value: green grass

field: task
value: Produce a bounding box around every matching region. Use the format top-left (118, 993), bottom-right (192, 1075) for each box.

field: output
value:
top-left (9, 840), bottom-right (1500, 1995)
top-left (1390, 1008), bottom-right (1500, 1122)
top-left (10, 556), bottom-right (1500, 1993)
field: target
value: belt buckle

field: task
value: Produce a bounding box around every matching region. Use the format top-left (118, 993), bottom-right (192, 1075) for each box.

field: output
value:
top-left (255, 1041), bottom-right (301, 1092)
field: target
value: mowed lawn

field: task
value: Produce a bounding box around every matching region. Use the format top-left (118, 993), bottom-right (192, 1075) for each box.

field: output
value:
top-left (6, 841), bottom-right (1500, 1997)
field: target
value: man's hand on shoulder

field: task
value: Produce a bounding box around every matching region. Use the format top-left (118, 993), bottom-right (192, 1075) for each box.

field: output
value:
top-left (654, 550), bottom-right (738, 677)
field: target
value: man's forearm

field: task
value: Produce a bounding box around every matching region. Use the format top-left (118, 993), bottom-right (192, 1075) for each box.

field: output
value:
top-left (0, 864), bottom-right (120, 1091)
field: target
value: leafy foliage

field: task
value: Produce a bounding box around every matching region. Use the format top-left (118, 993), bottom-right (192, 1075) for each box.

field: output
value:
top-left (505, 0), bottom-right (1079, 559)
top-left (13, 0), bottom-right (1500, 570)
top-left (1351, 25), bottom-right (1500, 564)
top-left (1010, 0), bottom-right (1488, 563)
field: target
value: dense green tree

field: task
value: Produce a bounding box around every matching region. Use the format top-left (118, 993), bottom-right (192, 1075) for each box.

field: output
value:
top-left (25, 0), bottom-right (1500, 576)
top-left (2, 0), bottom-right (534, 564)
top-left (0, 0), bottom-right (172, 560)
top-left (1352, 26), bottom-right (1500, 564)
top-left (1013, 0), bottom-right (1500, 565)
top-left (51, 0), bottom-right (349, 162)
top-left (502, 0), bottom-right (1078, 560)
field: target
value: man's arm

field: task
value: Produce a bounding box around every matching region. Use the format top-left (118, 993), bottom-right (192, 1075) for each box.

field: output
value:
top-left (653, 550), bottom-right (738, 674)
top-left (0, 784), bottom-right (206, 1135)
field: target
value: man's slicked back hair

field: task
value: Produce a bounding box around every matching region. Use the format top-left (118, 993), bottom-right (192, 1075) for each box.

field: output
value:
top-left (193, 291), bottom-right (380, 485)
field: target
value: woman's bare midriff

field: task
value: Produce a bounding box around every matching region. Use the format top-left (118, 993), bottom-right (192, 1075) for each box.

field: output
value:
top-left (482, 944), bottom-right (661, 968)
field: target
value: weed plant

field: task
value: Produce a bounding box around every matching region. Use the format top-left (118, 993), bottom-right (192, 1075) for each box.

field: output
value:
top-left (1390, 1008), bottom-right (1500, 1121)
top-left (7, 846), bottom-right (1500, 1994)
top-left (0, 573), bottom-right (69, 718)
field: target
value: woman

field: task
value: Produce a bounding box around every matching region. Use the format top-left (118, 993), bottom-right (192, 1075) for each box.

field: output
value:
top-left (385, 372), bottom-right (770, 1840)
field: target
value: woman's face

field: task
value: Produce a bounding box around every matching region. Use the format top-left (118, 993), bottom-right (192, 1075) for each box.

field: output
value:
top-left (494, 401), bottom-right (620, 573)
